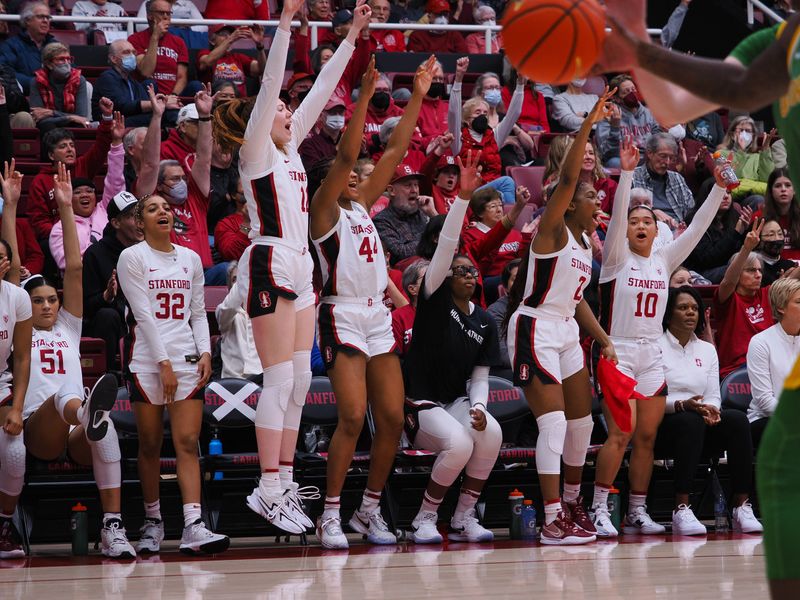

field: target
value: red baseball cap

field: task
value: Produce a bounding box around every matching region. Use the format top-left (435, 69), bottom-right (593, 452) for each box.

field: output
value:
top-left (209, 24), bottom-right (235, 35)
top-left (435, 154), bottom-right (459, 171)
top-left (324, 96), bottom-right (346, 111)
top-left (391, 163), bottom-right (422, 183)
top-left (426, 0), bottom-right (450, 14)
top-left (286, 72), bottom-right (315, 91)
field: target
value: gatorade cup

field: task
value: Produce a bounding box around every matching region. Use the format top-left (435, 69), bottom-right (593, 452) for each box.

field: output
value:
top-left (71, 502), bottom-right (88, 556)
top-left (508, 489), bottom-right (524, 540)
top-left (608, 487), bottom-right (621, 531)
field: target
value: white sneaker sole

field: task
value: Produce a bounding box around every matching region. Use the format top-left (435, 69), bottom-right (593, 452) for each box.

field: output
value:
top-left (0, 548), bottom-right (25, 559)
top-left (672, 523), bottom-right (707, 536)
top-left (348, 515), bottom-right (397, 545)
top-left (316, 527), bottom-right (349, 549)
top-left (246, 491), bottom-right (305, 534)
top-left (179, 535), bottom-right (230, 555)
top-left (102, 547), bottom-right (137, 559)
top-left (411, 531), bottom-right (443, 544)
top-left (623, 524), bottom-right (666, 535)
top-left (85, 374), bottom-right (118, 442)
top-left (540, 533), bottom-right (596, 546)
top-left (447, 530), bottom-right (494, 543)
top-left (136, 540), bottom-right (161, 554)
top-left (732, 523), bottom-right (763, 534)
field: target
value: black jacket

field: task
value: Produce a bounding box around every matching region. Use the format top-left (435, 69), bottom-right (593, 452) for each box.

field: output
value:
top-left (82, 224), bottom-right (129, 322)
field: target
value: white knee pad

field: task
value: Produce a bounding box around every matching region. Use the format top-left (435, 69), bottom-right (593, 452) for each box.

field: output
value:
top-left (54, 382), bottom-right (83, 421)
top-left (0, 429), bottom-right (26, 496)
top-left (283, 352), bottom-right (312, 432)
top-left (430, 428), bottom-right (473, 488)
top-left (562, 415), bottom-right (594, 468)
top-left (90, 422), bottom-right (121, 490)
top-left (535, 411), bottom-right (567, 475)
top-left (465, 413), bottom-right (503, 481)
top-left (255, 361), bottom-right (293, 431)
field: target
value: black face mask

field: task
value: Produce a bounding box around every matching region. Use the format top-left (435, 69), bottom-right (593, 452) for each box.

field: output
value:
top-left (760, 240), bottom-right (784, 258)
top-left (297, 90), bottom-right (310, 103)
top-left (427, 82), bottom-right (445, 99)
top-left (471, 114), bottom-right (489, 135)
top-left (371, 91), bottom-right (391, 111)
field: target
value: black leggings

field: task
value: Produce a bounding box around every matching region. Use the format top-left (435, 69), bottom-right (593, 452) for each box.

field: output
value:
top-left (655, 409), bottom-right (753, 496)
top-left (750, 417), bottom-right (770, 450)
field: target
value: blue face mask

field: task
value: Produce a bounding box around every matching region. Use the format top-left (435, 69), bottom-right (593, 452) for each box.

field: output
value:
top-left (484, 89), bottom-right (502, 107)
top-left (121, 54), bottom-right (137, 73)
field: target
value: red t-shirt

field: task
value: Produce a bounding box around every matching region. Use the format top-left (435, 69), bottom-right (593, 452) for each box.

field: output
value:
top-left (170, 167), bottom-right (212, 268)
top-left (712, 286), bottom-right (773, 378)
top-left (391, 303), bottom-right (416, 358)
top-left (370, 30), bottom-right (406, 53)
top-left (502, 87), bottom-right (550, 133)
top-left (128, 30), bottom-right (188, 95)
top-left (461, 224), bottom-right (531, 277)
top-left (197, 50), bottom-right (252, 97)
top-left (596, 178), bottom-right (620, 214)
top-left (204, 0), bottom-right (269, 20)
top-left (383, 267), bottom-right (405, 310)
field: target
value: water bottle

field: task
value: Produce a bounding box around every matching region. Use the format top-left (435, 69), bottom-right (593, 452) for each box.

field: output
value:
top-left (712, 151), bottom-right (741, 192)
top-left (508, 489), bottom-right (524, 540)
top-left (713, 472), bottom-right (729, 533)
top-left (209, 431), bottom-right (223, 480)
top-left (608, 487), bottom-right (621, 531)
top-left (521, 500), bottom-right (538, 540)
top-left (70, 502), bottom-right (88, 556)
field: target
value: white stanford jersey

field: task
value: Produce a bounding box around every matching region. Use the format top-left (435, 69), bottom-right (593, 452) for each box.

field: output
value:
top-left (519, 228), bottom-right (592, 320)
top-left (312, 201), bottom-right (388, 299)
top-left (0, 282), bottom-right (31, 377)
top-left (24, 309), bottom-right (83, 418)
top-left (600, 170), bottom-right (726, 340)
top-left (238, 27), bottom-right (355, 249)
top-left (117, 242), bottom-right (210, 374)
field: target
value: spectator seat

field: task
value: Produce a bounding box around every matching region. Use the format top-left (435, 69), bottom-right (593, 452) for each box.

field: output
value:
top-left (720, 367), bottom-right (752, 413)
top-left (506, 165), bottom-right (546, 208)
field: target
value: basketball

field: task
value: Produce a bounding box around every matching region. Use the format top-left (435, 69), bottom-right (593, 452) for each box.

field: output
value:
top-left (501, 0), bottom-right (606, 84)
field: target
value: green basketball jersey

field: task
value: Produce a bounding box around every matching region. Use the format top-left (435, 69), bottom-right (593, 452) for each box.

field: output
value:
top-left (776, 23), bottom-right (800, 187)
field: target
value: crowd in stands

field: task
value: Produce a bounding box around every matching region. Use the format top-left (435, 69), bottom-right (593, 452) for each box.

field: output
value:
top-left (0, 0), bottom-right (797, 555)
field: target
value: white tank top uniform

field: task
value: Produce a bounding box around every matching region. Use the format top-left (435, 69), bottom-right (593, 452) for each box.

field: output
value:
top-left (313, 201), bottom-right (395, 368)
top-left (599, 170), bottom-right (725, 396)
top-left (0, 282), bottom-right (32, 405)
top-left (236, 27), bottom-right (356, 317)
top-left (509, 228), bottom-right (593, 386)
top-left (24, 309), bottom-right (83, 419)
top-left (117, 242), bottom-right (211, 404)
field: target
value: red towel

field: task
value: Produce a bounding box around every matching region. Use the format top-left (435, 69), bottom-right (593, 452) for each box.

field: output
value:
top-left (596, 357), bottom-right (647, 434)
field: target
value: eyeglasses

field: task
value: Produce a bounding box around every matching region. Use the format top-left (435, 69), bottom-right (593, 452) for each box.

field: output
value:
top-left (149, 10), bottom-right (173, 16)
top-left (654, 152), bottom-right (676, 161)
top-left (50, 55), bottom-right (74, 65)
top-left (32, 14), bottom-right (52, 20)
top-left (448, 265), bottom-right (479, 278)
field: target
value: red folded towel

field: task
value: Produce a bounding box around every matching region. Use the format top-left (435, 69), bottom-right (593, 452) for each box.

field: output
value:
top-left (596, 357), bottom-right (647, 434)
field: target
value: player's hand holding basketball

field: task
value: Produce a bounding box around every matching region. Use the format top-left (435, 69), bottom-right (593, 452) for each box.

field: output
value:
top-left (457, 150), bottom-right (483, 199)
top-left (413, 55), bottom-right (437, 98)
top-left (159, 360), bottom-right (178, 403)
top-left (619, 135), bottom-right (640, 171)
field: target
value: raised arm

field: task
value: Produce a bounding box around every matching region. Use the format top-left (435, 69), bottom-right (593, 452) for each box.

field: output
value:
top-left (662, 165), bottom-right (727, 271)
top-left (717, 219), bottom-right (763, 304)
top-left (135, 85), bottom-right (166, 197)
top-left (309, 58), bottom-right (378, 240)
top-left (240, 0), bottom-right (302, 167)
top-left (190, 85), bottom-right (214, 198)
top-left (535, 90), bottom-right (613, 254)
top-left (600, 142), bottom-right (637, 275)
top-left (0, 159), bottom-right (22, 285)
top-left (494, 77), bottom-right (525, 146)
top-left (102, 112), bottom-right (127, 209)
top-left (53, 162), bottom-right (82, 319)
top-left (423, 151), bottom-right (482, 298)
top-left (291, 0), bottom-right (370, 144)
top-left (448, 57), bottom-right (469, 156)
top-left (358, 55), bottom-right (436, 208)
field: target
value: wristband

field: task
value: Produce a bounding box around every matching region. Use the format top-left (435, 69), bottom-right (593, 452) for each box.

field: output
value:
top-left (198, 116), bottom-right (212, 122)
top-left (101, 114), bottom-right (113, 121)
top-left (256, 44), bottom-right (264, 50)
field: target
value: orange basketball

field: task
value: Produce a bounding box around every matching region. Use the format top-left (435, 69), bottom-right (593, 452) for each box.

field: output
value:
top-left (501, 0), bottom-right (606, 85)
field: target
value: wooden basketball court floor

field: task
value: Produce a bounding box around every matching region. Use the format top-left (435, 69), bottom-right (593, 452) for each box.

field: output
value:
top-left (0, 532), bottom-right (767, 599)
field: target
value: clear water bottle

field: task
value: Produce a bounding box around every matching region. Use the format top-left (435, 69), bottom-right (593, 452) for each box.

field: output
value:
top-left (712, 472), bottom-right (729, 533)
top-left (521, 500), bottom-right (538, 540)
top-left (509, 489), bottom-right (524, 540)
top-left (209, 432), bottom-right (223, 480)
top-left (712, 151), bottom-right (741, 192)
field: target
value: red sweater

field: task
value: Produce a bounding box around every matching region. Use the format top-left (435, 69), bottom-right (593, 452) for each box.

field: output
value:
top-left (28, 120), bottom-right (112, 240)
top-left (0, 217), bottom-right (44, 274)
top-left (595, 178), bottom-right (620, 214)
top-left (160, 129), bottom-right (195, 164)
top-left (408, 30), bottom-right (467, 53)
top-left (391, 303), bottom-right (416, 358)
top-left (204, 0), bottom-right (268, 20)
top-left (461, 223), bottom-right (532, 277)
top-left (214, 212), bottom-right (249, 262)
top-left (417, 97), bottom-right (448, 148)
top-left (502, 87), bottom-right (550, 132)
top-left (293, 33), bottom-right (370, 104)
top-left (459, 127), bottom-right (501, 181)
top-left (348, 101), bottom-right (405, 145)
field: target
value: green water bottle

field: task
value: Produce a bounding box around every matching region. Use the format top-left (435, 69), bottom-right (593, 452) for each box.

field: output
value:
top-left (71, 502), bottom-right (88, 556)
top-left (608, 487), bottom-right (621, 531)
top-left (508, 489), bottom-right (525, 540)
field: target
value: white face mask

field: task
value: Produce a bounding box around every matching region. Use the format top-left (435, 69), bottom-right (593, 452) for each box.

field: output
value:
top-left (481, 19), bottom-right (496, 27)
top-left (433, 15), bottom-right (448, 25)
top-left (571, 78), bottom-right (586, 88)
top-left (738, 130), bottom-right (754, 147)
top-left (668, 124), bottom-right (686, 141)
top-left (325, 114), bottom-right (345, 131)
